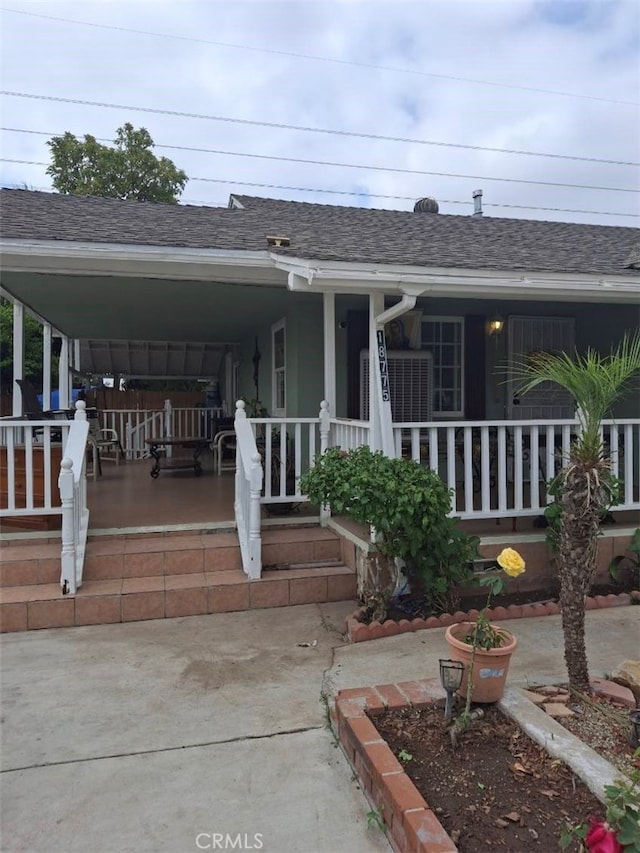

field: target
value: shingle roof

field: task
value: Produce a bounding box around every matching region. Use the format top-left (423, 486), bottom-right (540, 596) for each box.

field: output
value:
top-left (1, 188), bottom-right (638, 277)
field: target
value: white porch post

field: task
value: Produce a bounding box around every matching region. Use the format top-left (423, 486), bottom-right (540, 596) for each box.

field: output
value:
top-left (58, 336), bottom-right (70, 409)
top-left (164, 398), bottom-right (173, 458)
top-left (73, 339), bottom-right (81, 372)
top-left (318, 400), bottom-right (331, 527)
top-left (322, 292), bottom-right (336, 415)
top-left (12, 302), bottom-right (24, 416)
top-left (369, 293), bottom-right (395, 456)
top-left (42, 323), bottom-right (52, 411)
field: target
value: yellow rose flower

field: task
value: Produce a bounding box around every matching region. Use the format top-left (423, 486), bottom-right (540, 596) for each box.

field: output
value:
top-left (497, 547), bottom-right (526, 577)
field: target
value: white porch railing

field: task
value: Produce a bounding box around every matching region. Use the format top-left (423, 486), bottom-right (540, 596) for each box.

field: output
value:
top-left (101, 403), bottom-right (225, 460)
top-left (232, 405), bottom-right (639, 577)
top-left (122, 410), bottom-right (164, 459)
top-left (392, 418), bottom-right (640, 520)
top-left (0, 419), bottom-right (71, 517)
top-left (59, 405), bottom-right (90, 594)
top-left (330, 416), bottom-right (370, 453)
top-left (250, 402), bottom-right (331, 506)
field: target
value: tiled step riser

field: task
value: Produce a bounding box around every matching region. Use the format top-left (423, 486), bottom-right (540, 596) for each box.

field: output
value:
top-left (1, 558), bottom-right (59, 587)
top-left (1, 535), bottom-right (343, 586)
top-left (83, 546), bottom-right (242, 581)
top-left (0, 568), bottom-right (357, 632)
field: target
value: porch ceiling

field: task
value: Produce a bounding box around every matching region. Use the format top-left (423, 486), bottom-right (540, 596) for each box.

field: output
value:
top-left (79, 339), bottom-right (230, 379)
top-left (0, 271), bottom-right (292, 343)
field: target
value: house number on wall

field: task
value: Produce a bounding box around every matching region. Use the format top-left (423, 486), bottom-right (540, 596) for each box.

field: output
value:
top-left (377, 330), bottom-right (390, 402)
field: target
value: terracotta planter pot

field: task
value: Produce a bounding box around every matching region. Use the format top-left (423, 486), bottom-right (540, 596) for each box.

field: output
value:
top-left (444, 622), bottom-right (517, 703)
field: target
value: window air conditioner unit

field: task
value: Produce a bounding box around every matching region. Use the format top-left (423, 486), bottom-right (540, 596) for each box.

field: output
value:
top-left (360, 350), bottom-right (434, 422)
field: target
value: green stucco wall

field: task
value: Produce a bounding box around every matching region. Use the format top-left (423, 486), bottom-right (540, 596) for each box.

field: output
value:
top-left (237, 292), bottom-right (639, 421)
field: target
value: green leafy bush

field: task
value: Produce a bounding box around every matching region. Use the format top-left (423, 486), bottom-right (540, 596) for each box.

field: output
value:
top-left (299, 446), bottom-right (479, 611)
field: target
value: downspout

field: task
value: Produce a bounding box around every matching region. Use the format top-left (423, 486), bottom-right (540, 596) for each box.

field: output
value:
top-left (369, 294), bottom-right (418, 457)
top-left (376, 294), bottom-right (417, 327)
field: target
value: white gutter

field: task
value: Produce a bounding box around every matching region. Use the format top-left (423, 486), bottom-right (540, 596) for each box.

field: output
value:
top-left (0, 239), bottom-right (273, 265)
top-left (275, 255), bottom-right (640, 297)
top-left (0, 240), bottom-right (281, 283)
top-left (376, 295), bottom-right (417, 325)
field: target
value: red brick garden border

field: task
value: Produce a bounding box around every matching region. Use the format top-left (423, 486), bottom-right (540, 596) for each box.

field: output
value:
top-left (346, 591), bottom-right (639, 643)
top-left (335, 678), bottom-right (457, 853)
top-left (335, 675), bottom-right (637, 852)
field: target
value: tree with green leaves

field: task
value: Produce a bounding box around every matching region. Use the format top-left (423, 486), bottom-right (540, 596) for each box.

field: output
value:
top-left (46, 124), bottom-right (187, 203)
top-left (512, 334), bottom-right (640, 694)
top-left (0, 298), bottom-right (57, 395)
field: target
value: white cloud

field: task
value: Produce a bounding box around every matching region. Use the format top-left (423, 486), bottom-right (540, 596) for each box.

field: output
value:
top-left (0, 0), bottom-right (638, 224)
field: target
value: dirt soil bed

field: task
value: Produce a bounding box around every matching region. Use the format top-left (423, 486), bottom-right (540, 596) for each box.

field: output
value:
top-left (373, 703), bottom-right (605, 852)
top-left (379, 580), bottom-right (638, 624)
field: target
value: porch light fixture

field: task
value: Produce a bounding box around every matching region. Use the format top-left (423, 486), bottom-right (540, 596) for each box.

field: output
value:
top-left (488, 314), bottom-right (504, 337)
top-left (439, 659), bottom-right (464, 722)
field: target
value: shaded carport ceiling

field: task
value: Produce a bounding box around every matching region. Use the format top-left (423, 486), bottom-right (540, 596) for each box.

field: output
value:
top-left (80, 339), bottom-right (232, 379)
top-left (0, 272), bottom-right (296, 342)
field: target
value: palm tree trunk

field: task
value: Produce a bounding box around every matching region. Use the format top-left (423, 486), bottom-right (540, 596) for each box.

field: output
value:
top-left (557, 464), bottom-right (602, 694)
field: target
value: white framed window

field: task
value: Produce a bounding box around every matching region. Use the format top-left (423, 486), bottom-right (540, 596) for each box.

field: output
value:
top-left (421, 316), bottom-right (464, 417)
top-left (271, 319), bottom-right (286, 416)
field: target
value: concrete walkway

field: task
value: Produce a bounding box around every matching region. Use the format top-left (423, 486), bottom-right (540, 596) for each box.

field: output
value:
top-left (1, 603), bottom-right (638, 853)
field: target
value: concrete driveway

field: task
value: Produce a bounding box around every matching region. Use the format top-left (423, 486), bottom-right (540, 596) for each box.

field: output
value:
top-left (1, 602), bottom-right (388, 853)
top-left (1, 602), bottom-right (638, 853)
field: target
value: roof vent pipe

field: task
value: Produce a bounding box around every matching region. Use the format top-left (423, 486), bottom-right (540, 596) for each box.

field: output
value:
top-left (472, 189), bottom-right (483, 217)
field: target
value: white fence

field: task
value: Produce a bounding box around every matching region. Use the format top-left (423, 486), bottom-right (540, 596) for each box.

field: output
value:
top-left (330, 417), bottom-right (370, 454)
top-left (250, 403), bottom-right (330, 506)
top-left (0, 404), bottom-right (90, 594)
top-left (100, 403), bottom-right (225, 460)
top-left (0, 419), bottom-right (71, 517)
top-left (234, 411), bottom-right (639, 538)
top-left (392, 418), bottom-right (640, 520)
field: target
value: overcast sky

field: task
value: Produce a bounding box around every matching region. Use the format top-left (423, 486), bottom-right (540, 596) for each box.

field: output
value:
top-left (1, 0), bottom-right (638, 225)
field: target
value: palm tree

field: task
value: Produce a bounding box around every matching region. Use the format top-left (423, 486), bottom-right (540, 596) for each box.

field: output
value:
top-left (512, 333), bottom-right (640, 693)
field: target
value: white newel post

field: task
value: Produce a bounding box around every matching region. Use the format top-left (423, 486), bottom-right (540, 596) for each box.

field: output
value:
top-left (59, 458), bottom-right (76, 594)
top-left (248, 452), bottom-right (263, 578)
top-left (318, 400), bottom-right (331, 527)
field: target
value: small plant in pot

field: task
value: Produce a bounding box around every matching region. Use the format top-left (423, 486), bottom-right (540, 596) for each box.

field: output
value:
top-left (446, 547), bottom-right (526, 740)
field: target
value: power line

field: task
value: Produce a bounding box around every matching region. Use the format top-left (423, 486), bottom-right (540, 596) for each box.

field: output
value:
top-left (3, 159), bottom-right (637, 218)
top-left (2, 6), bottom-right (637, 108)
top-left (190, 177), bottom-right (640, 217)
top-left (2, 91), bottom-right (637, 167)
top-left (2, 127), bottom-right (637, 194)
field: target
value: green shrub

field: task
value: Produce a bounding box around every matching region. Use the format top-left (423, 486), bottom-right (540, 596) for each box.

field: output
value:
top-left (299, 446), bottom-right (479, 611)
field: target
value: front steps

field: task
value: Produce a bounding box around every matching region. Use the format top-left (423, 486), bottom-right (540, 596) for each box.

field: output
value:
top-left (0, 526), bottom-right (356, 632)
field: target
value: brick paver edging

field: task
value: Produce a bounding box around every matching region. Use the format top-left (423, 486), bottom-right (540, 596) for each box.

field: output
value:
top-left (346, 590), bottom-right (640, 643)
top-left (335, 676), bottom-right (637, 852)
top-left (335, 678), bottom-right (458, 853)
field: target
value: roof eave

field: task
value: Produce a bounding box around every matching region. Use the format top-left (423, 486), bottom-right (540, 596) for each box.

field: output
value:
top-left (0, 238), bottom-right (283, 284)
top-left (275, 254), bottom-right (640, 303)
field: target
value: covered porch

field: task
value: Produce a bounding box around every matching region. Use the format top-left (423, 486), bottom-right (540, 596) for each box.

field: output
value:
top-left (2, 194), bottom-right (639, 593)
